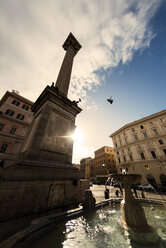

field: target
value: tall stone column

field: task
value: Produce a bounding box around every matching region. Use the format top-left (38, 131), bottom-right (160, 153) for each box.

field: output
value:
top-left (55, 32), bottom-right (82, 97)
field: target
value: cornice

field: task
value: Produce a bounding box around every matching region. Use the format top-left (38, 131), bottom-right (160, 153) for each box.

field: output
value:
top-left (0, 91), bottom-right (33, 107)
top-left (0, 132), bottom-right (24, 141)
top-left (110, 109), bottom-right (166, 137)
top-left (0, 113), bottom-right (31, 126)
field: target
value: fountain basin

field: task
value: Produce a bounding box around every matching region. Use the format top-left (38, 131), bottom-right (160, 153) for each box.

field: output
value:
top-left (30, 202), bottom-right (166, 248)
top-left (111, 173), bottom-right (141, 185)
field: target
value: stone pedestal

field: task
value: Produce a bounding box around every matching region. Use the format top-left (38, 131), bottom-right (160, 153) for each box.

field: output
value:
top-left (21, 85), bottom-right (81, 166)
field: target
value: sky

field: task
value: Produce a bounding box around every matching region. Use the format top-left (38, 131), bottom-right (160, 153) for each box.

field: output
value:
top-left (0, 0), bottom-right (165, 163)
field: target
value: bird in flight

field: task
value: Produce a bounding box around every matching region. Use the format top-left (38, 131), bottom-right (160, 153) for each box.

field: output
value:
top-left (107, 97), bottom-right (113, 104)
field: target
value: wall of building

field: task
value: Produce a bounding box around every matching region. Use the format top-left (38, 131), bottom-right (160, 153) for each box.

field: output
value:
top-left (92, 146), bottom-right (117, 178)
top-left (80, 157), bottom-right (92, 179)
top-left (0, 91), bottom-right (33, 166)
top-left (110, 110), bottom-right (166, 188)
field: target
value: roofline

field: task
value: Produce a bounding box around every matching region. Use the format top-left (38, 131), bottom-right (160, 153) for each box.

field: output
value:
top-left (0, 91), bottom-right (34, 107)
top-left (110, 109), bottom-right (166, 138)
top-left (94, 145), bottom-right (114, 153)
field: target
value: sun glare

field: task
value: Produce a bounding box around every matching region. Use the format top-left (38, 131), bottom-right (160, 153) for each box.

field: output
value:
top-left (72, 128), bottom-right (84, 144)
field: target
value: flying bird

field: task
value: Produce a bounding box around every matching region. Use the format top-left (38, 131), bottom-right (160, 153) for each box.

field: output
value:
top-left (107, 97), bottom-right (113, 104)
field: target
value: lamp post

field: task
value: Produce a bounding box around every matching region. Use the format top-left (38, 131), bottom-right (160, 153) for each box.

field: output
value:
top-left (103, 163), bottom-right (106, 183)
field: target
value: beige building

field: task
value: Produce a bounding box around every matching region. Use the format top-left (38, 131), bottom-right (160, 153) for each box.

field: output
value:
top-left (91, 146), bottom-right (117, 180)
top-left (80, 157), bottom-right (92, 179)
top-left (110, 109), bottom-right (166, 190)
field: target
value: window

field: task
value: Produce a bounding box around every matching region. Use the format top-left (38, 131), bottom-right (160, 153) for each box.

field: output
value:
top-left (119, 140), bottom-right (122, 145)
top-left (151, 151), bottom-right (157, 159)
top-left (129, 155), bottom-right (133, 161)
top-left (132, 128), bottom-right (135, 132)
top-left (118, 158), bottom-right (121, 164)
top-left (163, 149), bottom-right (166, 156)
top-left (12, 100), bottom-right (20, 106)
top-left (125, 138), bottom-right (128, 144)
top-left (143, 132), bottom-right (148, 138)
top-left (0, 143), bottom-right (8, 153)
top-left (122, 149), bottom-right (124, 153)
top-left (128, 147), bottom-right (130, 152)
top-left (16, 114), bottom-right (24, 120)
top-left (147, 142), bottom-right (152, 147)
top-left (159, 140), bottom-right (164, 145)
top-left (140, 152), bottom-right (145, 160)
top-left (123, 156), bottom-right (126, 162)
top-left (0, 123), bottom-right (4, 131)
top-left (5, 109), bottom-right (14, 116)
top-left (149, 122), bottom-right (153, 126)
top-left (123, 132), bottom-right (126, 136)
top-left (145, 165), bottom-right (149, 170)
top-left (117, 151), bottom-right (119, 155)
top-left (22, 104), bottom-right (29, 111)
top-left (137, 144), bottom-right (141, 149)
top-left (126, 167), bottom-right (128, 172)
top-left (140, 125), bottom-right (144, 129)
top-left (153, 129), bottom-right (158, 136)
top-left (120, 168), bottom-right (122, 172)
top-left (134, 135), bottom-right (138, 141)
top-left (160, 118), bottom-right (165, 123)
top-left (115, 143), bottom-right (117, 147)
top-left (10, 127), bottom-right (16, 135)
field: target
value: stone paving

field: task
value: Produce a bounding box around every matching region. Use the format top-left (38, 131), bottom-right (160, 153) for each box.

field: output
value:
top-left (90, 184), bottom-right (166, 206)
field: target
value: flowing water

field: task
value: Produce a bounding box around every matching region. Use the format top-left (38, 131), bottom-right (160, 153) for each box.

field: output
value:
top-left (31, 203), bottom-right (166, 248)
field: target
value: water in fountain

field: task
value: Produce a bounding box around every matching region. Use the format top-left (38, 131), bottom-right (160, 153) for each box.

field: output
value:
top-left (31, 203), bottom-right (166, 248)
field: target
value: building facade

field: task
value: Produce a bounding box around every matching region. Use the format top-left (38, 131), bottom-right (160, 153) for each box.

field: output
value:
top-left (0, 90), bottom-right (34, 167)
top-left (91, 146), bottom-right (117, 180)
top-left (110, 109), bottom-right (166, 189)
top-left (80, 157), bottom-right (92, 179)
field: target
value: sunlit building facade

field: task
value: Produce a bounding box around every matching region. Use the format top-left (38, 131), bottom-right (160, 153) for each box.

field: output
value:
top-left (92, 146), bottom-right (117, 178)
top-left (80, 157), bottom-right (92, 179)
top-left (110, 109), bottom-right (166, 189)
top-left (0, 90), bottom-right (34, 167)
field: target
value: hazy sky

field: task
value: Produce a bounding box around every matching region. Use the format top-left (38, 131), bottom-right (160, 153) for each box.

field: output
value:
top-left (0, 0), bottom-right (165, 163)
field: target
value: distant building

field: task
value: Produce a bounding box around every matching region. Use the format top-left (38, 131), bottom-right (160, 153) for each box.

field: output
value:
top-left (0, 90), bottom-right (34, 167)
top-left (80, 157), bottom-right (92, 179)
top-left (73, 163), bottom-right (80, 171)
top-left (110, 109), bottom-right (166, 190)
top-left (92, 146), bottom-right (117, 181)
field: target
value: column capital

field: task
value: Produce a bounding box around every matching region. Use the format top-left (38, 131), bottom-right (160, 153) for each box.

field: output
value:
top-left (63, 32), bottom-right (82, 54)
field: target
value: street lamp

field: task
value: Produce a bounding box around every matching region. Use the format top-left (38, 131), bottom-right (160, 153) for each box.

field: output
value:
top-left (103, 163), bottom-right (106, 176)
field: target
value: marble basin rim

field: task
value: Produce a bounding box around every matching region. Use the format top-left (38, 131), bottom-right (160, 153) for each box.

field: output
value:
top-left (110, 173), bottom-right (141, 185)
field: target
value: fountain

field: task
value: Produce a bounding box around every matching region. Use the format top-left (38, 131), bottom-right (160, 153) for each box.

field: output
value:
top-left (111, 172), bottom-right (159, 245)
top-left (3, 173), bottom-right (166, 248)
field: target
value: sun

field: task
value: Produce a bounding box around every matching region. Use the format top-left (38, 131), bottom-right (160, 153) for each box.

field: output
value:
top-left (72, 128), bottom-right (84, 144)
